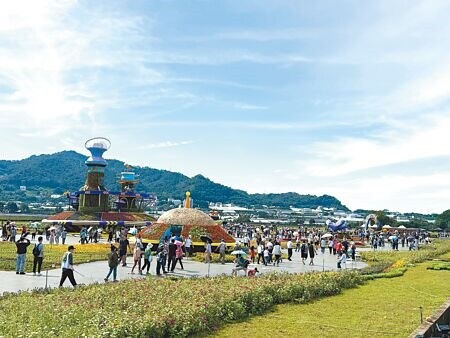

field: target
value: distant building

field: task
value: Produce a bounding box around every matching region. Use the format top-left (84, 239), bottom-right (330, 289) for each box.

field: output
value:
top-left (168, 198), bottom-right (182, 206)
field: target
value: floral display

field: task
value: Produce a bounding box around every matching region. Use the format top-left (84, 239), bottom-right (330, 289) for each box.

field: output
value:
top-left (0, 241), bottom-right (448, 337)
top-left (0, 242), bottom-right (111, 271)
top-left (139, 207), bottom-right (235, 244)
top-left (0, 271), bottom-right (363, 337)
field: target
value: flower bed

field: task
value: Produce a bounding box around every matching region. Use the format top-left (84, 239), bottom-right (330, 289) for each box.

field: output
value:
top-left (0, 270), bottom-right (363, 337)
top-left (0, 242), bottom-right (110, 271)
top-left (139, 223), bottom-right (235, 244)
top-left (0, 240), bottom-right (448, 337)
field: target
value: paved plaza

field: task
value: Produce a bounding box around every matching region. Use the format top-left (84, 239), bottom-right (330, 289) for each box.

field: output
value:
top-left (0, 234), bottom-right (419, 295)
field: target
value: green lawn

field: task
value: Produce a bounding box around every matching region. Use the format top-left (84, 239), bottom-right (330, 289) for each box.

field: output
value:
top-left (212, 261), bottom-right (450, 338)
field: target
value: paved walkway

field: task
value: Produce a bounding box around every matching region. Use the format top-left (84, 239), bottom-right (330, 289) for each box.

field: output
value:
top-left (0, 246), bottom-right (367, 294)
top-left (2, 234), bottom-right (420, 295)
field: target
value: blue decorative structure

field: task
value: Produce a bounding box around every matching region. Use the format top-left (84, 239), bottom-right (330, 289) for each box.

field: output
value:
top-left (78, 137), bottom-right (111, 212)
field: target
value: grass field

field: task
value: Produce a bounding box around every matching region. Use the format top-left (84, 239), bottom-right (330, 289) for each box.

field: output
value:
top-left (212, 260), bottom-right (450, 338)
top-left (0, 242), bottom-right (111, 271)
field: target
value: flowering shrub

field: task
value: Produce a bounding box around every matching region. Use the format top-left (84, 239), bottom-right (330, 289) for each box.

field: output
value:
top-left (0, 240), bottom-right (448, 337)
top-left (0, 270), bottom-right (363, 337)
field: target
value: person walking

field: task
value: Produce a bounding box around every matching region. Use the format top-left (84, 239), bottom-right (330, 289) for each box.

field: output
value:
top-left (80, 227), bottom-right (89, 244)
top-left (184, 235), bottom-right (193, 258)
top-left (287, 240), bottom-right (293, 261)
top-left (142, 244), bottom-right (153, 274)
top-left (204, 240), bottom-right (212, 264)
top-left (131, 238), bottom-right (143, 275)
top-left (15, 235), bottom-right (31, 274)
top-left (300, 240), bottom-right (308, 265)
top-left (320, 238), bottom-right (326, 254)
top-left (172, 243), bottom-right (184, 271)
top-left (308, 241), bottom-right (316, 265)
top-left (249, 245), bottom-right (256, 264)
top-left (119, 235), bottom-right (131, 266)
top-left (167, 239), bottom-right (177, 271)
top-left (337, 251), bottom-right (347, 269)
top-left (273, 241), bottom-right (282, 266)
top-left (328, 239), bottom-right (333, 254)
top-left (263, 247), bottom-right (269, 266)
top-left (32, 236), bottom-right (44, 276)
top-left (49, 229), bottom-right (55, 245)
top-left (59, 245), bottom-right (77, 287)
top-left (31, 226), bottom-right (37, 241)
top-left (257, 242), bottom-right (265, 265)
top-left (10, 225), bottom-right (17, 242)
top-left (156, 243), bottom-right (168, 276)
top-left (55, 228), bottom-right (60, 244)
top-left (61, 228), bottom-right (67, 245)
top-left (216, 239), bottom-right (227, 264)
top-left (104, 245), bottom-right (119, 282)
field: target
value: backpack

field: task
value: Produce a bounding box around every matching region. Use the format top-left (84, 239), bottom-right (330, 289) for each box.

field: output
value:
top-left (108, 251), bottom-right (119, 267)
top-left (33, 244), bottom-right (40, 257)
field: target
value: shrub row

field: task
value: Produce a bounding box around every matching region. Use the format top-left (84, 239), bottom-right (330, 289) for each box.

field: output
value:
top-left (0, 240), bottom-right (448, 337)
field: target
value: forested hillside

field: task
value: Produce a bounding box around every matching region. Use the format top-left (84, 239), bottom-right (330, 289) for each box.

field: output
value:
top-left (0, 151), bottom-right (348, 210)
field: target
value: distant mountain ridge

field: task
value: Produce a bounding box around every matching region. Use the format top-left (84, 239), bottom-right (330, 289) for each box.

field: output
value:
top-left (0, 151), bottom-right (349, 210)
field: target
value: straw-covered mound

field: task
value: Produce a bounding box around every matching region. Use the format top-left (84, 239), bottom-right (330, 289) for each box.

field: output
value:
top-left (157, 208), bottom-right (217, 226)
top-left (139, 207), bottom-right (235, 243)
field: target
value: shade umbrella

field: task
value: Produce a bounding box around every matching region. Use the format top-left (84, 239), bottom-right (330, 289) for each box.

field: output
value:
top-left (231, 250), bottom-right (247, 256)
top-left (321, 233), bottom-right (333, 239)
top-left (200, 235), bottom-right (212, 243)
top-left (398, 225), bottom-right (406, 229)
top-left (382, 225), bottom-right (391, 229)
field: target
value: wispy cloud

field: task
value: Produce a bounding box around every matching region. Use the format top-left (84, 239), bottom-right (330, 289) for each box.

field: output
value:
top-left (139, 140), bottom-right (194, 150)
top-left (299, 115), bottom-right (450, 177)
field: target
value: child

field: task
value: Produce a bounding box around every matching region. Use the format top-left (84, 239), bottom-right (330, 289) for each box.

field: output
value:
top-left (263, 248), bottom-right (269, 266)
top-left (247, 267), bottom-right (259, 277)
top-left (337, 252), bottom-right (347, 269)
top-left (250, 246), bottom-right (256, 264)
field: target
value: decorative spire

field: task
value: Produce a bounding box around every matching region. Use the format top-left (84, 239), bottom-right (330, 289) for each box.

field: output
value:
top-left (184, 191), bottom-right (191, 208)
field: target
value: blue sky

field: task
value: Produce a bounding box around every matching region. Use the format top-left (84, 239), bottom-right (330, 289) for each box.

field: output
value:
top-left (1, 0), bottom-right (450, 213)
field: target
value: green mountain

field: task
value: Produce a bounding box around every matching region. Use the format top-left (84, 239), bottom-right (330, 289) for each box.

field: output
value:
top-left (0, 151), bottom-right (348, 210)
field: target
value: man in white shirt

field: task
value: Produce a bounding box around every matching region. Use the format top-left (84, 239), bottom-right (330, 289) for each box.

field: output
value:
top-left (184, 235), bottom-right (193, 257)
top-left (287, 240), bottom-right (293, 261)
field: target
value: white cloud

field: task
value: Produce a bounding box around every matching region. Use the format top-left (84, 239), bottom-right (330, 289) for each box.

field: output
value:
top-left (301, 115), bottom-right (450, 177)
top-left (139, 141), bottom-right (194, 149)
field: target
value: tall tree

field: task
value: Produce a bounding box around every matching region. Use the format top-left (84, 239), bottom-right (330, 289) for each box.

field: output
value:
top-left (435, 210), bottom-right (450, 230)
top-left (5, 202), bottom-right (18, 213)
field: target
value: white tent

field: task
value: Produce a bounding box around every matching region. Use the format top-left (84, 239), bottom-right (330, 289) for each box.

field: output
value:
top-left (398, 225), bottom-right (406, 229)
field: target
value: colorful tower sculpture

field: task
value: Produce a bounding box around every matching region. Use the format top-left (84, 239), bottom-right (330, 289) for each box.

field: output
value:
top-left (115, 164), bottom-right (139, 211)
top-left (79, 137), bottom-right (111, 212)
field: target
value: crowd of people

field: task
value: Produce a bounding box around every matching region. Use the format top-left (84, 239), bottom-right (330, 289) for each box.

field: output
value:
top-left (1, 220), bottom-right (444, 289)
